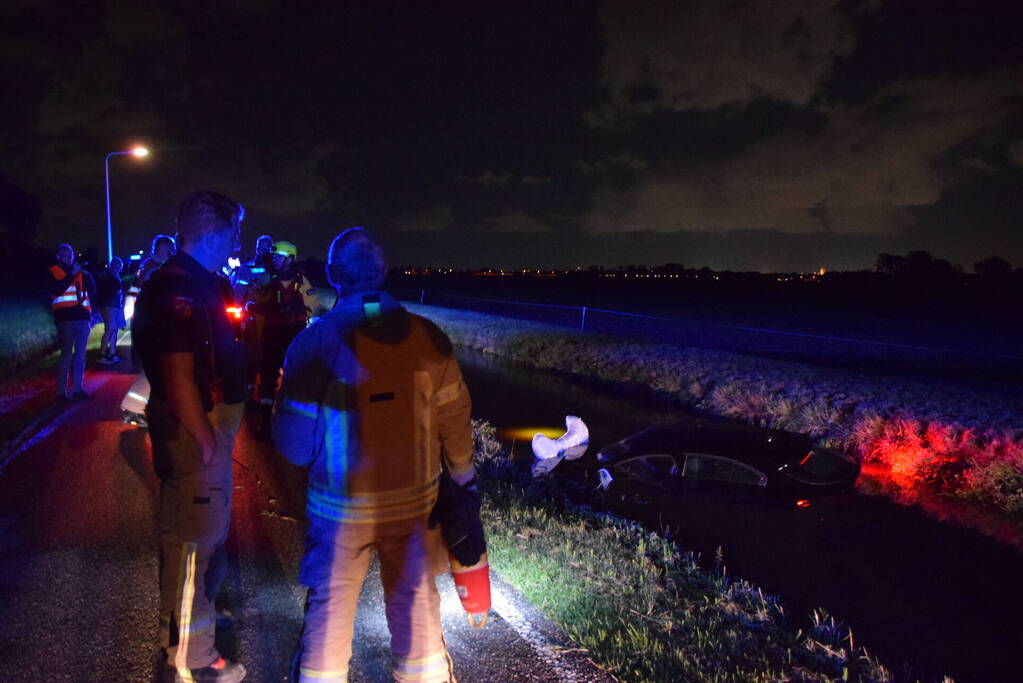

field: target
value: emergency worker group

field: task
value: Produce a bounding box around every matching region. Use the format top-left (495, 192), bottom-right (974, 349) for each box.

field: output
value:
top-left (60, 189), bottom-right (481, 683)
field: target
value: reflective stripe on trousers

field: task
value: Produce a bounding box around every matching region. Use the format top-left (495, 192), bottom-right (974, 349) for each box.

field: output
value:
top-left (298, 513), bottom-right (455, 683)
top-left (149, 400), bottom-right (243, 669)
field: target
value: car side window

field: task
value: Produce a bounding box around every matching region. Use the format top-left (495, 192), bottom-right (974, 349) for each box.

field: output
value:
top-left (682, 453), bottom-right (767, 487)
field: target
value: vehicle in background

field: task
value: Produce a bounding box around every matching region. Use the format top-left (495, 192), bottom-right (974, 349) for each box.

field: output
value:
top-left (593, 417), bottom-right (860, 504)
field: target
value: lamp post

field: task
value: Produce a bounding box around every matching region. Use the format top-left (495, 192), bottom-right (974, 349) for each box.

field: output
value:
top-left (104, 145), bottom-right (149, 264)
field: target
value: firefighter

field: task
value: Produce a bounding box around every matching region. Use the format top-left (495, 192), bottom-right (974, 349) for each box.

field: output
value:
top-left (49, 243), bottom-right (96, 403)
top-left (273, 227), bottom-right (475, 683)
top-left (132, 191), bottom-right (247, 683)
top-left (230, 234), bottom-right (275, 404)
top-left (251, 239), bottom-right (321, 440)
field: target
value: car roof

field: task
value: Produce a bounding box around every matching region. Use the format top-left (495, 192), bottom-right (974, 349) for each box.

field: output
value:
top-left (613, 417), bottom-right (814, 471)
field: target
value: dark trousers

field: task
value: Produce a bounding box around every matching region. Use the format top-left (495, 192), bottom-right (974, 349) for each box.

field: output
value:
top-left (55, 319), bottom-right (90, 396)
top-left (259, 323), bottom-right (304, 403)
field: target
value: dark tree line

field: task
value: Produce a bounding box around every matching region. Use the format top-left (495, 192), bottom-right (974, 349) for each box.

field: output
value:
top-left (875, 250), bottom-right (1017, 278)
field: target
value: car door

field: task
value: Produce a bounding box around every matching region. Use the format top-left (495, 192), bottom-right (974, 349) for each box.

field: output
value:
top-left (679, 452), bottom-right (768, 501)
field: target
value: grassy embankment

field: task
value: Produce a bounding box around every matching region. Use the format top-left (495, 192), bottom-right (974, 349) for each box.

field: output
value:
top-left (0, 296), bottom-right (105, 454)
top-left (413, 304), bottom-right (1023, 536)
top-left (0, 295), bottom-right (57, 385)
top-left (472, 420), bottom-right (894, 682)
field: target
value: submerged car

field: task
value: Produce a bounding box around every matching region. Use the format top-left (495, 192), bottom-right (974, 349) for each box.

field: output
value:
top-left (594, 417), bottom-right (860, 502)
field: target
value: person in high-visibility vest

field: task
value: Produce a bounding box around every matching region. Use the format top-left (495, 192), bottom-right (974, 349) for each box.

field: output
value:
top-left (48, 243), bottom-right (96, 404)
top-left (274, 228), bottom-right (475, 683)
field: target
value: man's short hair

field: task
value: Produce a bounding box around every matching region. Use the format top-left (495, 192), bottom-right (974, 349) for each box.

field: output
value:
top-left (257, 234), bottom-right (273, 246)
top-left (327, 227), bottom-right (386, 294)
top-left (175, 190), bottom-right (242, 247)
top-left (108, 256), bottom-right (123, 269)
top-left (55, 243), bottom-right (73, 257)
top-left (150, 234), bottom-right (176, 255)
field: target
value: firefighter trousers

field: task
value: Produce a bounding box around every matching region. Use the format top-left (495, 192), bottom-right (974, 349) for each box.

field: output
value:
top-left (148, 399), bottom-right (243, 670)
top-left (297, 513), bottom-right (455, 683)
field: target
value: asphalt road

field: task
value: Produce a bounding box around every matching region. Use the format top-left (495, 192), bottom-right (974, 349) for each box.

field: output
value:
top-left (0, 361), bottom-right (612, 683)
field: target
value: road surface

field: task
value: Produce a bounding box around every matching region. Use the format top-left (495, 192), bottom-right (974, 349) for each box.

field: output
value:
top-left (0, 361), bottom-right (612, 682)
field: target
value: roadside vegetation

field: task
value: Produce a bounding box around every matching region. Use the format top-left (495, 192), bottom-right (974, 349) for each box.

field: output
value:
top-left (413, 304), bottom-right (1023, 541)
top-left (473, 420), bottom-right (894, 682)
top-left (0, 304), bottom-right (105, 459)
top-left (0, 295), bottom-right (56, 385)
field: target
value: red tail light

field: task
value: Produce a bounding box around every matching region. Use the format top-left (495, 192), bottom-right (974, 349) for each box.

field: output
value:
top-left (795, 499), bottom-right (811, 508)
top-left (226, 306), bottom-right (245, 320)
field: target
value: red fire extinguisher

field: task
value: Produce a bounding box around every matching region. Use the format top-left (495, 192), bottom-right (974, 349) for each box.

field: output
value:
top-left (450, 551), bottom-right (491, 629)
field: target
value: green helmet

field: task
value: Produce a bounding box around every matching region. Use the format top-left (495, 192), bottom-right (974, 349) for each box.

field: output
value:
top-left (272, 240), bottom-right (297, 259)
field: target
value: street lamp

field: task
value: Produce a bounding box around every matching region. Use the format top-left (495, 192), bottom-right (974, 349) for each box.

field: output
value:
top-left (104, 145), bottom-right (149, 264)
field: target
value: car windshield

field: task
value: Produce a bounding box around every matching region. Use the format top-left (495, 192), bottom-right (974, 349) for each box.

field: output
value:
top-left (682, 453), bottom-right (767, 486)
top-left (789, 449), bottom-right (855, 484)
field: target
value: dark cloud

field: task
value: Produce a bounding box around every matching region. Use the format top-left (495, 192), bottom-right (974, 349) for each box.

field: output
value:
top-left (580, 0), bottom-right (1023, 269)
top-left (1, 0), bottom-right (1022, 271)
top-left (593, 0), bottom-right (866, 118)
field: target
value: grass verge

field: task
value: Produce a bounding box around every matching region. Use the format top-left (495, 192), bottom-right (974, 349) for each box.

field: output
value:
top-left (0, 295), bottom-right (57, 385)
top-left (0, 323), bottom-right (106, 457)
top-left (474, 420), bottom-right (894, 682)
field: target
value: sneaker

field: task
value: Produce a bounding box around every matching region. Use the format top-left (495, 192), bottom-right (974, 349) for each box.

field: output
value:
top-left (163, 658), bottom-right (246, 683)
top-left (71, 390), bottom-right (91, 401)
top-left (97, 355), bottom-right (115, 365)
top-left (109, 354), bottom-right (124, 363)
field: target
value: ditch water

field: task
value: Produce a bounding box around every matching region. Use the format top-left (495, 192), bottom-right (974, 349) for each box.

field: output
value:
top-left (457, 349), bottom-right (1023, 683)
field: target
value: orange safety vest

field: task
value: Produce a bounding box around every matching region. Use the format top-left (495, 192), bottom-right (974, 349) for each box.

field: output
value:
top-left (49, 265), bottom-right (92, 313)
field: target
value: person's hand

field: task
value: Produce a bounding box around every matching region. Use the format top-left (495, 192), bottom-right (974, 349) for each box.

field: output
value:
top-left (199, 438), bottom-right (217, 465)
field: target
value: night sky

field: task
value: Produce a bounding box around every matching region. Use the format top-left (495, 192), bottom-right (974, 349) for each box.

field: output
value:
top-left (3, 0), bottom-right (1022, 272)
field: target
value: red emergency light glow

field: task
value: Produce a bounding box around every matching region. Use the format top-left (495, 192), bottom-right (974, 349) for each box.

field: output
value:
top-left (795, 499), bottom-right (811, 508)
top-left (226, 306), bottom-right (244, 320)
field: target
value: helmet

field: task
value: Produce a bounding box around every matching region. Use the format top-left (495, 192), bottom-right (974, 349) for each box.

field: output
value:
top-left (272, 240), bottom-right (297, 259)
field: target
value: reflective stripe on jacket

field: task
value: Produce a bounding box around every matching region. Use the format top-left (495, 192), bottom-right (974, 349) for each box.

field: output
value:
top-left (49, 265), bottom-right (92, 313)
top-left (273, 290), bottom-right (473, 524)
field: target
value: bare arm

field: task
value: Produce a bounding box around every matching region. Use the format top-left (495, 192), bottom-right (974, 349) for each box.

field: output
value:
top-left (161, 352), bottom-right (217, 464)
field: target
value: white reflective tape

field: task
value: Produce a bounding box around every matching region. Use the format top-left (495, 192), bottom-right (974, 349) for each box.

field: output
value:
top-left (175, 543), bottom-right (198, 668)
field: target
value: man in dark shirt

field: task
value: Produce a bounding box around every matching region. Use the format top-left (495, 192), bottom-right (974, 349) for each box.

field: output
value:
top-left (48, 243), bottom-right (96, 403)
top-left (132, 190), bottom-right (248, 683)
top-left (95, 256), bottom-right (126, 364)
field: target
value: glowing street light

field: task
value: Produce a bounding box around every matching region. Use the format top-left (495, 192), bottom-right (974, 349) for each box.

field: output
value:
top-left (105, 145), bottom-right (150, 263)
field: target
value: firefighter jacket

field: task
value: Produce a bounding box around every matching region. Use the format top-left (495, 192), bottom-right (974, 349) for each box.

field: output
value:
top-left (250, 269), bottom-right (322, 328)
top-left (273, 290), bottom-right (474, 525)
top-left (49, 264), bottom-right (95, 323)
